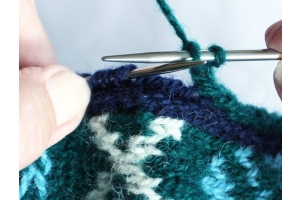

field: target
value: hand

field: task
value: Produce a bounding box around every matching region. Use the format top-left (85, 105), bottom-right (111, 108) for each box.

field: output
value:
top-left (19, 0), bottom-right (91, 170)
top-left (265, 20), bottom-right (282, 100)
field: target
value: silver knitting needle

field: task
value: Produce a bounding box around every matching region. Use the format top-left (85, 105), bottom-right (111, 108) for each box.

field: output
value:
top-left (126, 60), bottom-right (206, 78)
top-left (102, 49), bottom-right (281, 78)
top-left (102, 49), bottom-right (282, 63)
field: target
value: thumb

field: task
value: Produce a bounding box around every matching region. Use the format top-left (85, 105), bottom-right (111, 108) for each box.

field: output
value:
top-left (19, 65), bottom-right (90, 170)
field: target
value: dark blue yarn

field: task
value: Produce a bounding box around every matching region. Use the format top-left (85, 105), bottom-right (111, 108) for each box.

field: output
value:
top-left (85, 65), bottom-right (281, 155)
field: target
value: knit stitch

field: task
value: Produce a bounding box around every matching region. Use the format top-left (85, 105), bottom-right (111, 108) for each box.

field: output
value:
top-left (19, 152), bottom-right (52, 199)
top-left (19, 1), bottom-right (281, 199)
top-left (20, 65), bottom-right (282, 199)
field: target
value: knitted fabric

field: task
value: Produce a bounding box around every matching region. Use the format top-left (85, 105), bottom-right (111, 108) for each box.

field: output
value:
top-left (19, 1), bottom-right (282, 199)
top-left (19, 65), bottom-right (282, 199)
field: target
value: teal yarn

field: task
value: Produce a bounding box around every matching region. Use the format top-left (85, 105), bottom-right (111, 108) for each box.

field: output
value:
top-left (156, 0), bottom-right (202, 60)
top-left (19, 65), bottom-right (282, 199)
top-left (19, 1), bottom-right (281, 199)
top-left (19, 152), bottom-right (52, 199)
top-left (206, 44), bottom-right (227, 67)
top-left (156, 0), bottom-right (280, 136)
top-left (156, 0), bottom-right (227, 67)
top-left (155, 0), bottom-right (190, 46)
top-left (19, 165), bottom-right (35, 198)
top-left (200, 156), bottom-right (235, 200)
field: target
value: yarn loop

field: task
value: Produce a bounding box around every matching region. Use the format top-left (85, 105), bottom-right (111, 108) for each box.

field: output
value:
top-left (182, 41), bottom-right (201, 61)
top-left (207, 44), bottom-right (227, 68)
top-left (156, 0), bottom-right (227, 68)
top-left (19, 1), bottom-right (281, 199)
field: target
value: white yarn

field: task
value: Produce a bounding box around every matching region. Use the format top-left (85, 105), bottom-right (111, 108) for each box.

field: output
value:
top-left (86, 114), bottom-right (184, 200)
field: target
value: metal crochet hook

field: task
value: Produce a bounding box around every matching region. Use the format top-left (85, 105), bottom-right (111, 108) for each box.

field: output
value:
top-left (102, 49), bottom-right (282, 78)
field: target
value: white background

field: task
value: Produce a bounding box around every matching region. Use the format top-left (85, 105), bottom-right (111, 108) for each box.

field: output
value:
top-left (35, 0), bottom-right (282, 114)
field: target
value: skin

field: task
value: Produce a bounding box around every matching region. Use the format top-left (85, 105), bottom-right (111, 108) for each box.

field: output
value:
top-left (19, 0), bottom-right (282, 170)
top-left (19, 0), bottom-right (91, 170)
top-left (265, 20), bottom-right (282, 100)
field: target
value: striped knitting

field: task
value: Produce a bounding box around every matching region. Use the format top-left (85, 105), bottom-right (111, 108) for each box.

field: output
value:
top-left (19, 65), bottom-right (282, 199)
top-left (19, 1), bottom-right (281, 199)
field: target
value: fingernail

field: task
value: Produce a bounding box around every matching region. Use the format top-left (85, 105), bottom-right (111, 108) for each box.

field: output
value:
top-left (274, 60), bottom-right (282, 99)
top-left (46, 70), bottom-right (91, 126)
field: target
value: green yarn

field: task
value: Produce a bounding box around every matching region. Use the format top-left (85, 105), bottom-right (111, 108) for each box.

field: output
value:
top-left (43, 118), bottom-right (100, 199)
top-left (155, 0), bottom-right (191, 46)
top-left (107, 111), bottom-right (156, 138)
top-left (19, 0), bottom-right (281, 199)
top-left (156, 0), bottom-right (281, 136)
top-left (20, 64), bottom-right (281, 198)
top-left (206, 45), bottom-right (227, 68)
top-left (190, 64), bottom-right (282, 135)
top-left (142, 122), bottom-right (281, 199)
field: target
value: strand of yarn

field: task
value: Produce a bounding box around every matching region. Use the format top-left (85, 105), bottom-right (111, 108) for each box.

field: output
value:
top-left (19, 66), bottom-right (282, 199)
top-left (156, 0), bottom-right (281, 134)
top-left (19, 152), bottom-right (52, 199)
top-left (19, 2), bottom-right (281, 199)
top-left (156, 0), bottom-right (226, 67)
top-left (86, 65), bottom-right (281, 155)
top-left (85, 66), bottom-right (281, 199)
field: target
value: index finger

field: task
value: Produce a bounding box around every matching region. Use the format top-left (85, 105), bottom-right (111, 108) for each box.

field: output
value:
top-left (19, 0), bottom-right (57, 69)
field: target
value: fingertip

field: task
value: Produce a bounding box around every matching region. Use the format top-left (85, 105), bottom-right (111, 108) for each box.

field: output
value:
top-left (19, 0), bottom-right (57, 69)
top-left (265, 20), bottom-right (282, 52)
top-left (274, 60), bottom-right (282, 100)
